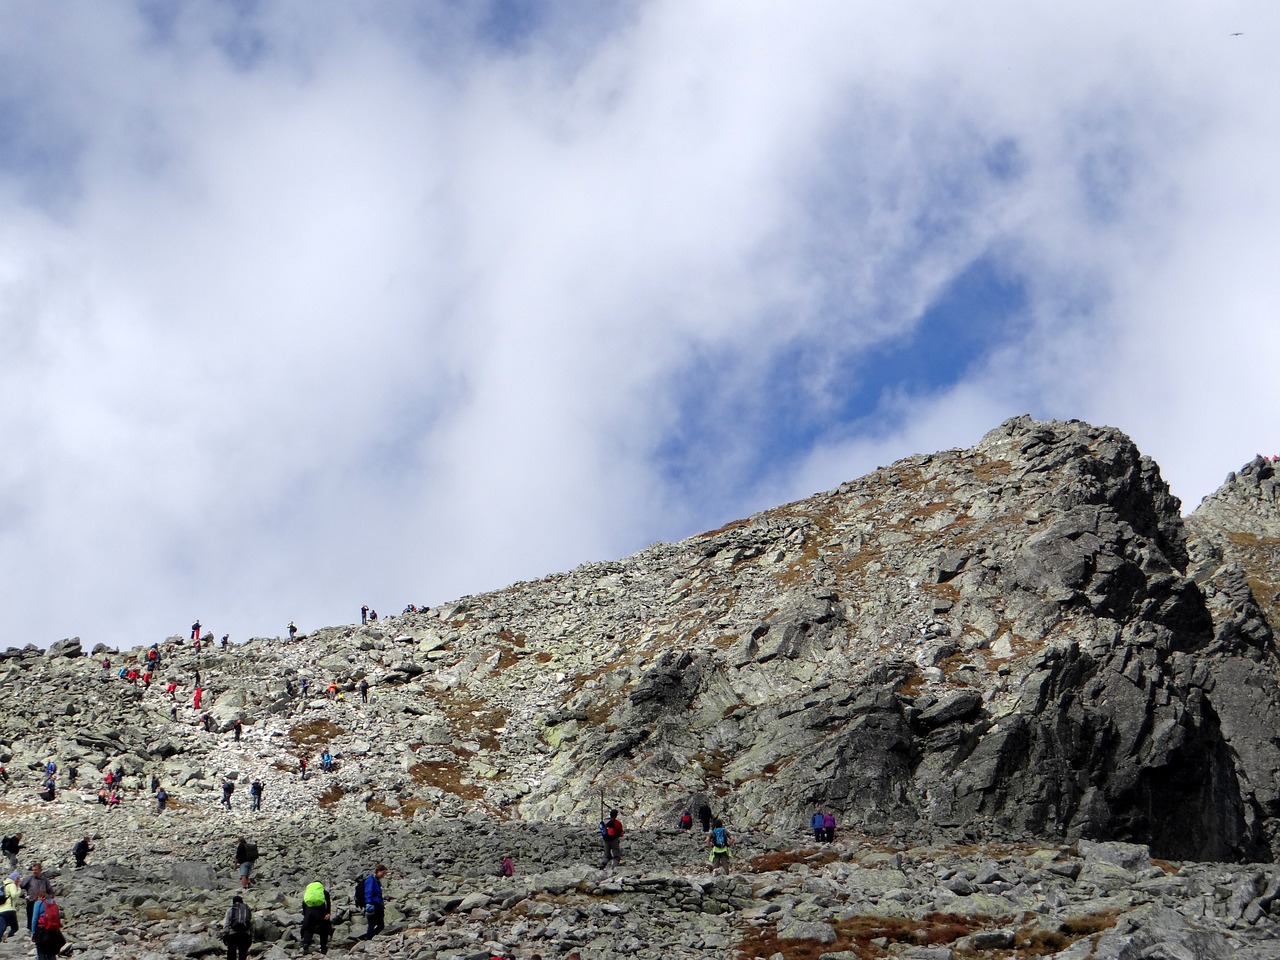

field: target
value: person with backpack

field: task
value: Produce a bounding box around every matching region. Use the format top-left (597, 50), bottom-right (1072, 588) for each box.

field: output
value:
top-left (156, 786), bottom-right (169, 813)
top-left (30, 889), bottom-right (64, 960)
top-left (707, 818), bottom-right (733, 873)
top-left (321, 750), bottom-right (332, 773)
top-left (234, 838), bottom-right (257, 889)
top-left (358, 678), bottom-right (369, 703)
top-left (358, 865), bottom-right (387, 940)
top-left (598, 809), bottom-right (624, 869)
top-left (19, 863), bottom-right (52, 934)
top-left (72, 836), bottom-right (92, 869)
top-left (221, 779), bottom-right (235, 810)
top-left (249, 780), bottom-right (263, 812)
top-left (0, 871), bottom-right (20, 942)
top-left (679, 809), bottom-right (693, 831)
top-left (1, 834), bottom-right (20, 871)
top-left (300, 881), bottom-right (331, 954)
top-left (221, 894), bottom-right (252, 960)
top-left (498, 856), bottom-right (515, 877)
top-left (697, 803), bottom-right (712, 833)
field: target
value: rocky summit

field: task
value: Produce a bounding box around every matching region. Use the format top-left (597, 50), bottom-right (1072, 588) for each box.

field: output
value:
top-left (5, 415), bottom-right (1280, 959)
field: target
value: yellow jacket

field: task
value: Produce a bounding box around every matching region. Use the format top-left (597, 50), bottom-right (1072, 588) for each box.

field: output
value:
top-left (1, 877), bottom-right (19, 913)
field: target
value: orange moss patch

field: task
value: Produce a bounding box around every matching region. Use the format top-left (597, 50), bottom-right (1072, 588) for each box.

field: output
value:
top-left (737, 911), bottom-right (999, 960)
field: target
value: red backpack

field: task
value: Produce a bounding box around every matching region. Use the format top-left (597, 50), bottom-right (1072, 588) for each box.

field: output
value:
top-left (38, 899), bottom-right (61, 931)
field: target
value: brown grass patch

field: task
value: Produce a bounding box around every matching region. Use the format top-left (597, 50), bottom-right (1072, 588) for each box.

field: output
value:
top-left (746, 849), bottom-right (838, 873)
top-left (365, 794), bottom-right (433, 819)
top-left (737, 911), bottom-right (997, 960)
top-left (288, 719), bottom-right (344, 754)
top-left (318, 784), bottom-right (345, 809)
top-left (409, 761), bottom-right (485, 800)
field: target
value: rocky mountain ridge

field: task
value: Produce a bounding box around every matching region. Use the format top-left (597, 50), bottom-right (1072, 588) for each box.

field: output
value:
top-left (5, 414), bottom-right (1280, 959)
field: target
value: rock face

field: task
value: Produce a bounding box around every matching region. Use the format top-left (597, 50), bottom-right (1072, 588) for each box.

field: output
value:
top-left (5, 415), bottom-right (1280, 958)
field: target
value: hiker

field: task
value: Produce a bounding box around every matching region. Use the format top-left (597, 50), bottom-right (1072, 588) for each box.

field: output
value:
top-left (697, 803), bottom-right (712, 833)
top-left (193, 686), bottom-right (203, 710)
top-left (358, 678), bottom-right (369, 703)
top-left (37, 777), bottom-right (55, 802)
top-left (360, 604), bottom-right (368, 625)
top-left (300, 678), bottom-right (309, 697)
top-left (234, 837), bottom-right (257, 889)
top-left (707, 818), bottom-right (733, 873)
top-left (321, 750), bottom-right (333, 773)
top-left (598, 809), bottom-right (624, 868)
top-left (679, 809), bottom-right (693, 831)
top-left (0, 870), bottom-right (19, 941)
top-left (325, 681), bottom-right (337, 699)
top-left (233, 719), bottom-right (242, 742)
top-left (288, 621), bottom-right (297, 640)
top-left (810, 805), bottom-right (824, 842)
top-left (299, 756), bottom-right (308, 781)
top-left (97, 788), bottom-right (109, 805)
top-left (44, 760), bottom-right (56, 780)
top-left (156, 786), bottom-right (169, 813)
top-left (72, 836), bottom-right (92, 869)
top-left (19, 862), bottom-right (52, 931)
top-left (300, 880), bottom-right (332, 954)
top-left (221, 634), bottom-right (230, 650)
top-left (30, 888), bottom-right (64, 960)
top-left (165, 680), bottom-right (178, 701)
top-left (191, 620), bottom-right (201, 640)
top-left (359, 865), bottom-right (387, 940)
top-left (369, 609), bottom-right (378, 621)
top-left (0, 833), bottom-right (19, 871)
top-left (249, 779), bottom-right (263, 812)
top-left (108, 788), bottom-right (123, 809)
top-left (221, 779), bottom-right (235, 810)
top-left (822, 809), bottom-right (836, 843)
top-left (498, 856), bottom-right (515, 877)
top-left (285, 677), bottom-right (295, 697)
top-left (222, 894), bottom-right (253, 960)
top-left (66, 765), bottom-right (78, 786)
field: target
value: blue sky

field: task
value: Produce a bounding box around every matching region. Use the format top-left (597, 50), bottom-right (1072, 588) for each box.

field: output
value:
top-left (0, 2), bottom-right (1277, 648)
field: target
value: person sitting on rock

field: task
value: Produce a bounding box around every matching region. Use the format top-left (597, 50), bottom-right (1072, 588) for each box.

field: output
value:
top-left (300, 881), bottom-right (331, 954)
top-left (37, 779), bottom-right (55, 802)
top-left (107, 789), bottom-right (122, 809)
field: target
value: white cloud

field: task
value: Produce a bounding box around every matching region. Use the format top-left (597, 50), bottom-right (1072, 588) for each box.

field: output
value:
top-left (0, 1), bottom-right (1277, 647)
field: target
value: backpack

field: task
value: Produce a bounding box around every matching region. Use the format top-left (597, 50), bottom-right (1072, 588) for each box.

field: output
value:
top-left (0, 836), bottom-right (14, 855)
top-left (243, 842), bottom-right (258, 861)
top-left (353, 874), bottom-right (367, 910)
top-left (711, 826), bottom-right (729, 848)
top-left (605, 818), bottom-right (622, 839)
top-left (229, 900), bottom-right (250, 933)
top-left (303, 882), bottom-right (327, 908)
top-left (37, 899), bottom-right (61, 931)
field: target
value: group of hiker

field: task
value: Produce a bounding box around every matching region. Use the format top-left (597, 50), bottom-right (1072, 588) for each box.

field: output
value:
top-left (220, 852), bottom-right (388, 957)
top-left (0, 857), bottom-right (65, 959)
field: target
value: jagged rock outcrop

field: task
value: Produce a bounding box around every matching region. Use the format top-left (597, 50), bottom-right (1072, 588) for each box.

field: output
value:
top-left (6, 416), bottom-right (1280, 957)
top-left (5, 417), bottom-right (1280, 868)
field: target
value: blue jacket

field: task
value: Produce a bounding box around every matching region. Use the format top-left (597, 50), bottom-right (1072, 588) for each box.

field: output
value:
top-left (810, 812), bottom-right (824, 829)
top-left (363, 874), bottom-right (383, 907)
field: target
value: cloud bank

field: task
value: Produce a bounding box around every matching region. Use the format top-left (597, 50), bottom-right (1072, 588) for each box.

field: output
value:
top-left (0, 1), bottom-right (1276, 647)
